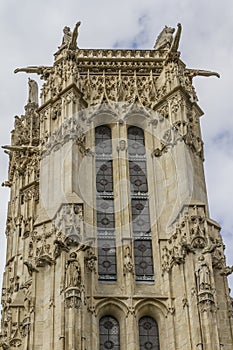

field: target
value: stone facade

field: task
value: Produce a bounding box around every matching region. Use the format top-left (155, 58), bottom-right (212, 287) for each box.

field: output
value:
top-left (1, 23), bottom-right (233, 350)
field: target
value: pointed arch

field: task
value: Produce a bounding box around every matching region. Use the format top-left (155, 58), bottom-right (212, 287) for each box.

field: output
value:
top-left (127, 126), bottom-right (154, 281)
top-left (138, 316), bottom-right (160, 350)
top-left (99, 315), bottom-right (120, 350)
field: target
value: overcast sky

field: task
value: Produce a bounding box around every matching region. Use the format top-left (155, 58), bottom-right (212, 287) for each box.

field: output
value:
top-left (0, 0), bottom-right (233, 292)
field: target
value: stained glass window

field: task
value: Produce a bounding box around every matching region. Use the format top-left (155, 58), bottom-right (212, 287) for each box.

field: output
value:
top-left (95, 126), bottom-right (117, 281)
top-left (99, 316), bottom-right (120, 350)
top-left (127, 126), bottom-right (154, 282)
top-left (139, 317), bottom-right (160, 350)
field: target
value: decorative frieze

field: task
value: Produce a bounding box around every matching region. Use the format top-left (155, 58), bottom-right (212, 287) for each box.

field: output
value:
top-left (54, 204), bottom-right (84, 246)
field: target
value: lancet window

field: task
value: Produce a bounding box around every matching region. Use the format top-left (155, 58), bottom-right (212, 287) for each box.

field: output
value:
top-left (127, 126), bottom-right (154, 281)
top-left (95, 126), bottom-right (117, 281)
top-left (139, 316), bottom-right (160, 350)
top-left (99, 316), bottom-right (120, 350)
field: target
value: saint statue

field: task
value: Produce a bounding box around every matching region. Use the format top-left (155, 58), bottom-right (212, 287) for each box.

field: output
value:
top-left (196, 255), bottom-right (211, 291)
top-left (28, 78), bottom-right (38, 105)
top-left (65, 252), bottom-right (81, 289)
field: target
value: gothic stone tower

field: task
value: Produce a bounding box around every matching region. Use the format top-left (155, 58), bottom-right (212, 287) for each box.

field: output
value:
top-left (1, 23), bottom-right (233, 350)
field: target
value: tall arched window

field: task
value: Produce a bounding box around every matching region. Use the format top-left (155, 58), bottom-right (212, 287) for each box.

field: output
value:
top-left (139, 316), bottom-right (160, 350)
top-left (99, 315), bottom-right (120, 350)
top-left (127, 126), bottom-right (154, 281)
top-left (95, 126), bottom-right (117, 281)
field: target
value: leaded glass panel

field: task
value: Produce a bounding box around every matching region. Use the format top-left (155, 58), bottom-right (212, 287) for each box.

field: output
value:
top-left (98, 239), bottom-right (117, 280)
top-left (97, 199), bottom-right (115, 230)
top-left (139, 316), bottom-right (160, 350)
top-left (129, 161), bottom-right (148, 193)
top-left (127, 126), bottom-right (154, 282)
top-left (128, 126), bottom-right (145, 156)
top-left (99, 316), bottom-right (120, 350)
top-left (96, 160), bottom-right (114, 193)
top-left (95, 126), bottom-right (117, 281)
top-left (134, 240), bottom-right (154, 281)
top-left (95, 126), bottom-right (112, 155)
top-left (131, 199), bottom-right (151, 237)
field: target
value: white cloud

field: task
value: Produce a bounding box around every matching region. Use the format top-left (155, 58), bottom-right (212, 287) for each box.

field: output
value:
top-left (0, 0), bottom-right (233, 294)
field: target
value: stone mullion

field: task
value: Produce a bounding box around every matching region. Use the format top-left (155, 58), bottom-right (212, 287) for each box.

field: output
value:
top-left (83, 123), bottom-right (97, 347)
top-left (116, 123), bottom-right (135, 293)
top-left (221, 273), bottom-right (233, 342)
top-left (168, 271), bottom-right (178, 348)
top-left (112, 124), bottom-right (124, 283)
top-left (59, 251), bottom-right (66, 350)
top-left (200, 254), bottom-right (221, 350)
top-left (183, 255), bottom-right (202, 349)
top-left (49, 263), bottom-right (56, 350)
top-left (181, 257), bottom-right (196, 349)
top-left (208, 259), bottom-right (222, 349)
top-left (125, 313), bottom-right (137, 350)
top-left (29, 272), bottom-right (37, 350)
top-left (145, 124), bottom-right (160, 282)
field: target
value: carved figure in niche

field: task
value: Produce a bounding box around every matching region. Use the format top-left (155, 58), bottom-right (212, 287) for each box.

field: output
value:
top-left (162, 246), bottom-right (171, 272)
top-left (22, 287), bottom-right (33, 316)
top-left (65, 252), bottom-right (81, 289)
top-left (123, 245), bottom-right (134, 274)
top-left (196, 255), bottom-right (211, 291)
top-left (154, 26), bottom-right (175, 50)
top-left (191, 216), bottom-right (205, 236)
top-left (117, 139), bottom-right (127, 152)
top-left (84, 247), bottom-right (97, 272)
top-left (28, 241), bottom-right (33, 258)
top-left (28, 78), bottom-right (38, 105)
top-left (3, 297), bottom-right (12, 323)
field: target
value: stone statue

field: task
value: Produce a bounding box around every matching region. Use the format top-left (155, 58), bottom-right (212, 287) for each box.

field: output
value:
top-left (84, 247), bottom-right (97, 272)
top-left (65, 252), bottom-right (81, 288)
top-left (28, 78), bottom-right (38, 105)
top-left (61, 26), bottom-right (72, 46)
top-left (123, 245), bottom-right (134, 274)
top-left (196, 256), bottom-right (211, 291)
top-left (59, 21), bottom-right (81, 51)
top-left (154, 26), bottom-right (175, 50)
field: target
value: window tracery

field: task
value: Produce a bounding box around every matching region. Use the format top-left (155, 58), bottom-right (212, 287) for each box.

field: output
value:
top-left (99, 315), bottom-right (120, 350)
top-left (139, 316), bottom-right (160, 350)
